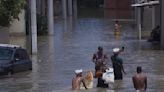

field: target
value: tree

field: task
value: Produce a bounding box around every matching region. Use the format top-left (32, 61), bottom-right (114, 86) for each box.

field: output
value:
top-left (0, 0), bottom-right (26, 27)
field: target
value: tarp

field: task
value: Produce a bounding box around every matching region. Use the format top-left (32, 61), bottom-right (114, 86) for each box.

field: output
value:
top-left (102, 67), bottom-right (114, 83)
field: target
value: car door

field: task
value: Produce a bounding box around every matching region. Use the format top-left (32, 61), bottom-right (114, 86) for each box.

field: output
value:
top-left (13, 49), bottom-right (32, 73)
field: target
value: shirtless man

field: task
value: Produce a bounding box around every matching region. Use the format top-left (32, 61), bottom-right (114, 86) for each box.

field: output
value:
top-left (132, 66), bottom-right (147, 92)
top-left (92, 46), bottom-right (108, 75)
top-left (72, 69), bottom-right (87, 90)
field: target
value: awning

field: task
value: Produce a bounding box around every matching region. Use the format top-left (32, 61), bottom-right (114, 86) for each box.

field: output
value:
top-left (131, 1), bottom-right (159, 7)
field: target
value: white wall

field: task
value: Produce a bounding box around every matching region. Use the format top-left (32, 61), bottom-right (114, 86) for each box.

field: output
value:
top-left (0, 27), bottom-right (9, 43)
top-left (9, 10), bottom-right (26, 35)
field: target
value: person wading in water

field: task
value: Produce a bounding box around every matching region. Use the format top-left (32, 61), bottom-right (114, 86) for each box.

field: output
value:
top-left (92, 46), bottom-right (108, 77)
top-left (111, 48), bottom-right (126, 80)
top-left (132, 66), bottom-right (147, 92)
top-left (114, 20), bottom-right (122, 36)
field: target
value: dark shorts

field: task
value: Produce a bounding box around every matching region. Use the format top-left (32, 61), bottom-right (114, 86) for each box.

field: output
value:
top-left (95, 65), bottom-right (101, 72)
top-left (97, 78), bottom-right (109, 88)
top-left (114, 73), bottom-right (123, 80)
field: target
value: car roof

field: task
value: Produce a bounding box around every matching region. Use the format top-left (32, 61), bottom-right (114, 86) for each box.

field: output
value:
top-left (0, 44), bottom-right (21, 48)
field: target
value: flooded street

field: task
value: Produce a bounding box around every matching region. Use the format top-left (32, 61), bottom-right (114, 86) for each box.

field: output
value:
top-left (0, 15), bottom-right (164, 92)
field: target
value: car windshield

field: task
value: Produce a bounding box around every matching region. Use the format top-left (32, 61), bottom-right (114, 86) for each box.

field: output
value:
top-left (0, 48), bottom-right (13, 60)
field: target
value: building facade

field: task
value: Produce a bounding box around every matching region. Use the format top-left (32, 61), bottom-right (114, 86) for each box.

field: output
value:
top-left (104, 0), bottom-right (133, 19)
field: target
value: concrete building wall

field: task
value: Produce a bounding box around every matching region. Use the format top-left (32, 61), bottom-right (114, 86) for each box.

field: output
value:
top-left (142, 5), bottom-right (160, 33)
top-left (9, 10), bottom-right (26, 36)
top-left (0, 27), bottom-right (9, 43)
top-left (104, 0), bottom-right (133, 19)
top-left (155, 5), bottom-right (160, 27)
top-left (105, 0), bottom-right (132, 9)
top-left (104, 0), bottom-right (117, 9)
top-left (142, 7), bottom-right (152, 31)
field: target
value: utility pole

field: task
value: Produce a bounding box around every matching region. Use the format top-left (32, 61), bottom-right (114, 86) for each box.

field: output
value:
top-left (48, 0), bottom-right (54, 35)
top-left (31, 0), bottom-right (38, 54)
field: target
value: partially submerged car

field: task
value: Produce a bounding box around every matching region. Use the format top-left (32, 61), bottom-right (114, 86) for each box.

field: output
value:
top-left (0, 44), bottom-right (32, 75)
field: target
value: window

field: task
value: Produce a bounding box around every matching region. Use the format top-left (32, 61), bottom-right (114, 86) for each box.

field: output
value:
top-left (14, 49), bottom-right (29, 60)
top-left (0, 48), bottom-right (13, 60)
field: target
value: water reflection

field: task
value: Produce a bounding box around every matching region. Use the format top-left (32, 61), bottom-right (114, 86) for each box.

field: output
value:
top-left (31, 55), bottom-right (39, 91)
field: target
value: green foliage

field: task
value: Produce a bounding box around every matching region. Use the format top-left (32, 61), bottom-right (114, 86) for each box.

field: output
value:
top-left (0, 0), bottom-right (26, 26)
top-left (37, 14), bottom-right (48, 35)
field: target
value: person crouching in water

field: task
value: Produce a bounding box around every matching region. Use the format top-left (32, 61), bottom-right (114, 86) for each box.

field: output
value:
top-left (72, 69), bottom-right (87, 90)
top-left (80, 71), bottom-right (94, 89)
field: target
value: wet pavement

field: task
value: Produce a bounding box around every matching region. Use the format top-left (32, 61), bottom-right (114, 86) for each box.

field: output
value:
top-left (0, 12), bottom-right (164, 92)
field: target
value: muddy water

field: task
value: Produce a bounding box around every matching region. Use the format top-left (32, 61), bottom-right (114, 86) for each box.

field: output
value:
top-left (0, 17), bottom-right (164, 92)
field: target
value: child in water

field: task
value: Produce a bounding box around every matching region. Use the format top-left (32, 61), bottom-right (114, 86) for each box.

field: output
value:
top-left (114, 20), bottom-right (121, 36)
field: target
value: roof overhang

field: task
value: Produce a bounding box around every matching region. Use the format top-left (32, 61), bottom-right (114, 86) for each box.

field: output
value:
top-left (131, 1), bottom-right (159, 7)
